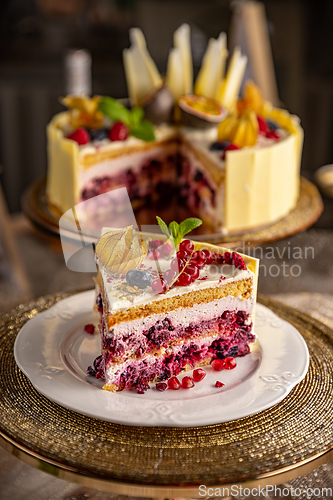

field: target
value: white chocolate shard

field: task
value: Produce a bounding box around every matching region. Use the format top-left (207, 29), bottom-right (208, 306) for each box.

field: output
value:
top-left (166, 47), bottom-right (185, 100)
top-left (219, 47), bottom-right (247, 112)
top-left (194, 32), bottom-right (228, 101)
top-left (173, 23), bottom-right (193, 95)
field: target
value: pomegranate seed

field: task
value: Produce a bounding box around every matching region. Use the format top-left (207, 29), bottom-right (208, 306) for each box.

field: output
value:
top-left (193, 368), bottom-right (206, 382)
top-left (151, 278), bottom-right (167, 294)
top-left (186, 265), bottom-right (200, 281)
top-left (182, 376), bottom-right (195, 389)
top-left (84, 323), bottom-right (95, 334)
top-left (179, 239), bottom-right (194, 254)
top-left (177, 250), bottom-right (189, 260)
top-left (215, 381), bottom-right (225, 388)
top-left (167, 376), bottom-right (181, 390)
top-left (222, 143), bottom-right (239, 160)
top-left (66, 128), bottom-right (90, 145)
top-left (202, 249), bottom-right (214, 264)
top-left (164, 269), bottom-right (177, 284)
top-left (178, 273), bottom-right (192, 286)
top-left (109, 121), bottom-right (129, 141)
top-left (156, 382), bottom-right (168, 391)
top-left (211, 359), bottom-right (225, 371)
top-left (257, 115), bottom-right (267, 134)
top-left (224, 357), bottom-right (237, 369)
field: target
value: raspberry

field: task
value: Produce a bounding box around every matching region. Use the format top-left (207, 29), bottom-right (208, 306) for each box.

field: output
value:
top-left (84, 323), bottom-right (95, 334)
top-left (266, 129), bottom-right (280, 140)
top-left (109, 121), bottom-right (129, 141)
top-left (224, 252), bottom-right (233, 265)
top-left (181, 376), bottom-right (195, 389)
top-left (66, 128), bottom-right (90, 145)
top-left (224, 357), bottom-right (237, 370)
top-left (167, 376), bottom-right (181, 390)
top-left (257, 115), bottom-right (267, 134)
top-left (215, 381), bottom-right (225, 388)
top-left (193, 368), bottom-right (206, 382)
top-left (211, 359), bottom-right (225, 371)
top-left (232, 252), bottom-right (247, 270)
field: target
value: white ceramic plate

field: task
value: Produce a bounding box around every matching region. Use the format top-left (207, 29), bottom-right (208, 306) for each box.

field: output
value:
top-left (14, 291), bottom-right (309, 427)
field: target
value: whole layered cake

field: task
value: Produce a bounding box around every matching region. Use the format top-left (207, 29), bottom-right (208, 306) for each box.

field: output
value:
top-left (47, 24), bottom-right (303, 234)
top-left (88, 218), bottom-right (259, 393)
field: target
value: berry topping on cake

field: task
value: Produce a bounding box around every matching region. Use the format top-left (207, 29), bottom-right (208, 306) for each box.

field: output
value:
top-left (88, 128), bottom-right (109, 141)
top-left (151, 278), bottom-right (167, 294)
top-left (66, 128), bottom-right (90, 145)
top-left (179, 239), bottom-right (194, 254)
top-left (109, 122), bottom-right (129, 141)
top-left (126, 269), bottom-right (152, 289)
top-left (257, 115), bottom-right (267, 134)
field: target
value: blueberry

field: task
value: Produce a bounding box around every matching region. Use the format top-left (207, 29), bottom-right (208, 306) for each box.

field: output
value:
top-left (88, 128), bottom-right (109, 141)
top-left (266, 119), bottom-right (279, 131)
top-left (210, 141), bottom-right (230, 151)
top-left (126, 269), bottom-right (153, 289)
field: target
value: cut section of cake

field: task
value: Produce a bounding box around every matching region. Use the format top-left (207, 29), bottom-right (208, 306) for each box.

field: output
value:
top-left (91, 220), bottom-right (259, 393)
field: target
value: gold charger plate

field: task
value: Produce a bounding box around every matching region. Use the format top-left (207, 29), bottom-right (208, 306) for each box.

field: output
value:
top-left (21, 176), bottom-right (323, 247)
top-left (0, 291), bottom-right (332, 497)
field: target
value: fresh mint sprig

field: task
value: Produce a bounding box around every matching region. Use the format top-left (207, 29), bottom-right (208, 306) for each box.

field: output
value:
top-left (156, 216), bottom-right (202, 248)
top-left (98, 97), bottom-right (155, 142)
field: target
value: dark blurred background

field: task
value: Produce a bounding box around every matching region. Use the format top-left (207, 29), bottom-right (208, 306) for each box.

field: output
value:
top-left (0, 0), bottom-right (333, 217)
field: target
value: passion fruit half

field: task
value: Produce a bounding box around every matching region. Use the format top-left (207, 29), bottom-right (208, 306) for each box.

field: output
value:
top-left (140, 84), bottom-right (174, 125)
top-left (178, 95), bottom-right (226, 129)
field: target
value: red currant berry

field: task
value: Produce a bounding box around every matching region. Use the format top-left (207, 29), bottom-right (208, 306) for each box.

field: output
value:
top-left (202, 249), bottom-right (214, 264)
top-left (193, 368), bottom-right (206, 382)
top-left (84, 323), bottom-right (95, 334)
top-left (66, 128), bottom-right (90, 145)
top-left (211, 359), bottom-right (225, 371)
top-left (151, 278), bottom-right (167, 294)
top-left (191, 250), bottom-right (206, 268)
top-left (179, 239), bottom-right (194, 254)
top-left (109, 121), bottom-right (129, 141)
top-left (170, 258), bottom-right (180, 272)
top-left (164, 269), bottom-right (177, 284)
top-left (215, 381), bottom-right (225, 388)
top-left (178, 273), bottom-right (192, 286)
top-left (224, 357), bottom-right (237, 369)
top-left (167, 376), bottom-right (181, 390)
top-left (177, 250), bottom-right (189, 260)
top-left (181, 376), bottom-right (195, 389)
top-left (257, 115), bottom-right (267, 134)
top-left (156, 382), bottom-right (168, 391)
top-left (222, 143), bottom-right (239, 160)
top-left (186, 265), bottom-right (200, 281)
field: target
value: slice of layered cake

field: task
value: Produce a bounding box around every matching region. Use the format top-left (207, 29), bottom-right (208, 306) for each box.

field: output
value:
top-left (90, 219), bottom-right (259, 393)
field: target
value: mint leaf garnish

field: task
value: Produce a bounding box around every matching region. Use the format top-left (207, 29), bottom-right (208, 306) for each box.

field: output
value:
top-left (156, 216), bottom-right (202, 249)
top-left (98, 97), bottom-right (156, 142)
top-left (130, 120), bottom-right (155, 142)
top-left (98, 97), bottom-right (130, 126)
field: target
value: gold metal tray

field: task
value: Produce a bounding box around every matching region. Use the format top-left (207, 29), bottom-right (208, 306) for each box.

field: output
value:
top-left (21, 176), bottom-right (323, 247)
top-left (0, 292), bottom-right (332, 497)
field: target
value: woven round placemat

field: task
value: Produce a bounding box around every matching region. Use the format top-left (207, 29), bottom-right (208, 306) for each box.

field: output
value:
top-left (0, 292), bottom-right (332, 496)
top-left (22, 176), bottom-right (323, 247)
